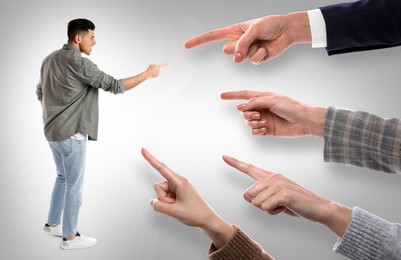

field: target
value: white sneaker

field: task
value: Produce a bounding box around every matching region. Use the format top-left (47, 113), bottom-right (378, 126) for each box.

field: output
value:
top-left (61, 232), bottom-right (97, 250)
top-left (42, 223), bottom-right (62, 237)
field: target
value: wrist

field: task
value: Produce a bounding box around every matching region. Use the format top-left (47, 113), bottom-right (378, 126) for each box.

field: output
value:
top-left (285, 11), bottom-right (312, 44)
top-left (320, 201), bottom-right (353, 237)
top-left (141, 71), bottom-right (150, 81)
top-left (200, 213), bottom-right (235, 249)
top-left (304, 106), bottom-right (326, 138)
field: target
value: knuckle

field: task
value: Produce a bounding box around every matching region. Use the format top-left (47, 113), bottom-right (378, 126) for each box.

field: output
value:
top-left (272, 173), bottom-right (285, 180)
top-left (247, 163), bottom-right (257, 172)
top-left (176, 176), bottom-right (190, 188)
top-left (251, 200), bottom-right (259, 207)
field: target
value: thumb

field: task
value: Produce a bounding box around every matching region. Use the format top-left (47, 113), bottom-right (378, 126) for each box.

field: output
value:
top-left (237, 96), bottom-right (276, 112)
top-left (243, 193), bottom-right (252, 203)
top-left (234, 24), bottom-right (260, 63)
top-left (150, 199), bottom-right (175, 216)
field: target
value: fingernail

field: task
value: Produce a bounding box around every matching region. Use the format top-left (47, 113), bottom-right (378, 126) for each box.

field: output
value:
top-left (251, 113), bottom-right (261, 120)
top-left (222, 154), bottom-right (232, 160)
top-left (234, 52), bottom-right (243, 63)
top-left (237, 104), bottom-right (246, 110)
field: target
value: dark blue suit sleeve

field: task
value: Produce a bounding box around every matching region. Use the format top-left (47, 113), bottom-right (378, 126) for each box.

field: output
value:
top-left (320, 0), bottom-right (401, 55)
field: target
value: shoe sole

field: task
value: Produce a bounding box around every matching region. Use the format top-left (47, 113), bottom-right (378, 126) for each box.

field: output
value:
top-left (61, 243), bottom-right (97, 250)
top-left (41, 230), bottom-right (63, 237)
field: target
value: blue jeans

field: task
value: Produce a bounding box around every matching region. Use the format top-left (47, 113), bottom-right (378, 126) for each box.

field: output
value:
top-left (47, 138), bottom-right (87, 238)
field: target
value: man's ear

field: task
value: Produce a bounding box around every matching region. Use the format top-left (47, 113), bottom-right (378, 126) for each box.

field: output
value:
top-left (74, 34), bottom-right (81, 44)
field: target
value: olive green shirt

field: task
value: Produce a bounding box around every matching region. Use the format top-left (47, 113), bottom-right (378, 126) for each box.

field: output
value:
top-left (36, 44), bottom-right (124, 141)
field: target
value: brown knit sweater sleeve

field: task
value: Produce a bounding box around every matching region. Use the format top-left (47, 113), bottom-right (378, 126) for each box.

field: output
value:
top-left (208, 225), bottom-right (274, 260)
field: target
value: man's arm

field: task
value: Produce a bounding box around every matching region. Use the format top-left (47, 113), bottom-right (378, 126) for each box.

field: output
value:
top-left (78, 59), bottom-right (166, 94)
top-left (122, 64), bottom-right (166, 91)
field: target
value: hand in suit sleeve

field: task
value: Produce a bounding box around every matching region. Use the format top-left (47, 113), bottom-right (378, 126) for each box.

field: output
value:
top-left (320, 0), bottom-right (401, 55)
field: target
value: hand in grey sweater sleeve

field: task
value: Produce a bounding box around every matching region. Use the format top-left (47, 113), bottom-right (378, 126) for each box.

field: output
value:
top-left (334, 207), bottom-right (401, 259)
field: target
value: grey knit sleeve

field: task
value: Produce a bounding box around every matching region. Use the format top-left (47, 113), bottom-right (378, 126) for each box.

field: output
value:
top-left (334, 207), bottom-right (401, 259)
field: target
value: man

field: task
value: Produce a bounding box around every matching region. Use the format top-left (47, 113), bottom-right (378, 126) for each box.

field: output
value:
top-left (36, 18), bottom-right (166, 250)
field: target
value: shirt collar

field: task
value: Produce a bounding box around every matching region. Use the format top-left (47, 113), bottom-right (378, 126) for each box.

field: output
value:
top-left (62, 44), bottom-right (80, 54)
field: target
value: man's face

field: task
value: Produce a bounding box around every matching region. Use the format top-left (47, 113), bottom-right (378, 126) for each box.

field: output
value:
top-left (79, 29), bottom-right (96, 55)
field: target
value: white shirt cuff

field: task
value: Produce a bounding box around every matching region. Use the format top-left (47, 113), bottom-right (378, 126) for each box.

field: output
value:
top-left (307, 9), bottom-right (327, 48)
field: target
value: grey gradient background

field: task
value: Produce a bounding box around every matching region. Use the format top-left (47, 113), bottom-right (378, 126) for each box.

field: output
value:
top-left (1, 0), bottom-right (400, 259)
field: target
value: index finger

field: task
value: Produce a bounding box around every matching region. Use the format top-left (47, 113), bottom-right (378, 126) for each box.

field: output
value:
top-left (221, 90), bottom-right (275, 100)
top-left (141, 148), bottom-right (180, 184)
top-left (184, 27), bottom-right (233, 49)
top-left (222, 155), bottom-right (273, 181)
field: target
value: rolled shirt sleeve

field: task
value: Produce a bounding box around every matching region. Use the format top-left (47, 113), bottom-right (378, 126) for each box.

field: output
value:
top-left (78, 57), bottom-right (124, 95)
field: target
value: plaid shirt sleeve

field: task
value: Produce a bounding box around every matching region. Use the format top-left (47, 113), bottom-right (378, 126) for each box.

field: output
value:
top-left (324, 107), bottom-right (401, 173)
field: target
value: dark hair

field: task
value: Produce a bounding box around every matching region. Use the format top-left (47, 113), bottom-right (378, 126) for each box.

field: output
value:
top-left (67, 18), bottom-right (95, 41)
